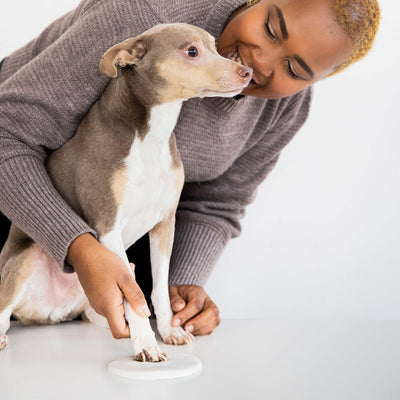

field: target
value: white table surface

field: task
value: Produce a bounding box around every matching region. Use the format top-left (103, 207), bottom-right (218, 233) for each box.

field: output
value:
top-left (1, 319), bottom-right (399, 400)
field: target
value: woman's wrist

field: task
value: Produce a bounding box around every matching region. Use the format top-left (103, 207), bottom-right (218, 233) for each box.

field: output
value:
top-left (66, 232), bottom-right (99, 270)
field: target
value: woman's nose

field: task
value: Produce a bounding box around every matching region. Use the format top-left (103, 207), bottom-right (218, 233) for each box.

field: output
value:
top-left (255, 49), bottom-right (275, 77)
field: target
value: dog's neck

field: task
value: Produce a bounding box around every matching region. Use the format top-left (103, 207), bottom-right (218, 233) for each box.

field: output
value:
top-left (98, 74), bottom-right (183, 143)
top-left (99, 75), bottom-right (151, 136)
top-left (145, 100), bottom-right (183, 147)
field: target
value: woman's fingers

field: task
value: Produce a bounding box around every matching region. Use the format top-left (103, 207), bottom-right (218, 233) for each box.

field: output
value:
top-left (169, 285), bottom-right (187, 313)
top-left (182, 297), bottom-right (221, 335)
top-left (169, 285), bottom-right (220, 335)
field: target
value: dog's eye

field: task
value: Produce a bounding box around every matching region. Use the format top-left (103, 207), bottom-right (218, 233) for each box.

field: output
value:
top-left (186, 46), bottom-right (198, 58)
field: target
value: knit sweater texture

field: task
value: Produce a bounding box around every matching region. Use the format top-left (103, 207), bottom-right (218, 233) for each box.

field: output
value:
top-left (0, 0), bottom-right (312, 286)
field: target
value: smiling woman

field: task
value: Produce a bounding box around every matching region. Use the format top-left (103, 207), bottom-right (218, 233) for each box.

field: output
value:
top-left (0, 0), bottom-right (381, 341)
top-left (217, 0), bottom-right (380, 98)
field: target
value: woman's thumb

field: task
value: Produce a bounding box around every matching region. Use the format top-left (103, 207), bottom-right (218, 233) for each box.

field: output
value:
top-left (129, 262), bottom-right (136, 279)
top-left (169, 285), bottom-right (186, 312)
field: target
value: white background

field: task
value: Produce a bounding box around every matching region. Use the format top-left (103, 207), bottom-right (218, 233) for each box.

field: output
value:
top-left (0, 1), bottom-right (398, 319)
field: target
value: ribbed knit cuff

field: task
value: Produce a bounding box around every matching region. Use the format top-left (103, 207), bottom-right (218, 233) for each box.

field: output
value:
top-left (169, 220), bottom-right (229, 286)
top-left (0, 156), bottom-right (97, 272)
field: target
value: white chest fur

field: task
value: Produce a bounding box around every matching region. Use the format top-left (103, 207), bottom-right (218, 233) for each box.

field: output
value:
top-left (112, 100), bottom-right (183, 249)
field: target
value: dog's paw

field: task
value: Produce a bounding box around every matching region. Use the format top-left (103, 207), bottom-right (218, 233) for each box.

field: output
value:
top-left (161, 326), bottom-right (195, 346)
top-left (134, 348), bottom-right (168, 363)
top-left (0, 334), bottom-right (8, 351)
top-left (131, 335), bottom-right (168, 362)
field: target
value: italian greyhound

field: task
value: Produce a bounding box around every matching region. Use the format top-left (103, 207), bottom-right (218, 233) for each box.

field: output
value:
top-left (0, 23), bottom-right (252, 361)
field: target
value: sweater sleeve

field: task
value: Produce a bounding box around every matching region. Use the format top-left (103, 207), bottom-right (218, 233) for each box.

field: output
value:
top-left (0, 1), bottom-right (149, 271)
top-left (169, 88), bottom-right (312, 286)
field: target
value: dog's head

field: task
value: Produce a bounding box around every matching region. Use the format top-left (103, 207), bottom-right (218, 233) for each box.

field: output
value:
top-left (100, 23), bottom-right (252, 102)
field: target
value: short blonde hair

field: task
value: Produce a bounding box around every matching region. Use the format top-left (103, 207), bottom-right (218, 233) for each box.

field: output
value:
top-left (246, 0), bottom-right (381, 75)
top-left (330, 0), bottom-right (381, 74)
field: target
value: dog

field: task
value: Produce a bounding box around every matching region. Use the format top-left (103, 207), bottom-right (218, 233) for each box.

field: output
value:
top-left (0, 23), bottom-right (252, 362)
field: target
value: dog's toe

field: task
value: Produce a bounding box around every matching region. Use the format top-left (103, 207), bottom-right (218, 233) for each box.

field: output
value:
top-left (165, 336), bottom-right (178, 345)
top-left (131, 335), bottom-right (168, 362)
top-left (0, 334), bottom-right (8, 351)
top-left (162, 326), bottom-right (194, 346)
top-left (134, 349), bottom-right (168, 363)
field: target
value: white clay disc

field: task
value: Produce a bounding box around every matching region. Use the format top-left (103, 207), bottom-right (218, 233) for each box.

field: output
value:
top-left (108, 353), bottom-right (202, 380)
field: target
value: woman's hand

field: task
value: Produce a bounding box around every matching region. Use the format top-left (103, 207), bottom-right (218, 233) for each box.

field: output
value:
top-left (169, 285), bottom-right (221, 335)
top-left (67, 233), bottom-right (150, 339)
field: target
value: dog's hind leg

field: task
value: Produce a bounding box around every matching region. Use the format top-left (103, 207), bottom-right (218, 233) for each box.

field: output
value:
top-left (149, 214), bottom-right (194, 346)
top-left (0, 243), bottom-right (34, 350)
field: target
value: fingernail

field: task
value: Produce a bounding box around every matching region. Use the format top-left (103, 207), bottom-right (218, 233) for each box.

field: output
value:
top-left (142, 304), bottom-right (151, 317)
top-left (173, 301), bottom-right (184, 311)
top-left (172, 318), bottom-right (181, 327)
top-left (186, 325), bottom-right (194, 333)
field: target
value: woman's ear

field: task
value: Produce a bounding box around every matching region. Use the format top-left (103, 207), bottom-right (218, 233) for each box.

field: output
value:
top-left (99, 38), bottom-right (147, 78)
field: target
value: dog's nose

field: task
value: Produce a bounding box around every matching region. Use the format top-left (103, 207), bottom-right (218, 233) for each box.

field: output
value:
top-left (238, 66), bottom-right (253, 84)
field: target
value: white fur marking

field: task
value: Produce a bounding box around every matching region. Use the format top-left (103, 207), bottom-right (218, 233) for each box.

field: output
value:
top-left (108, 100), bottom-right (183, 249)
top-left (100, 100), bottom-right (183, 360)
top-left (0, 281), bottom-right (28, 336)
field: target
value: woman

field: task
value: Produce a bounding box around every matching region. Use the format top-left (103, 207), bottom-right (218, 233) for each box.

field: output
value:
top-left (0, 0), bottom-right (380, 338)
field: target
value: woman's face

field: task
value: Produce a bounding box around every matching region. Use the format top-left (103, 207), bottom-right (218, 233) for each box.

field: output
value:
top-left (217, 0), bottom-right (353, 99)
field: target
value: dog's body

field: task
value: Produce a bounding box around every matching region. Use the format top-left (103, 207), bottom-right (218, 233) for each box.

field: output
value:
top-left (0, 23), bottom-right (251, 361)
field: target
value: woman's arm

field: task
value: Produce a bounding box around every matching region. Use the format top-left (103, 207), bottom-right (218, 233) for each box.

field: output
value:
top-left (168, 88), bottom-right (312, 334)
top-left (0, 0), bottom-right (154, 337)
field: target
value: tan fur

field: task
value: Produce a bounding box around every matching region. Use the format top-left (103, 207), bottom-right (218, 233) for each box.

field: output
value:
top-left (0, 225), bottom-right (33, 275)
top-left (150, 213), bottom-right (176, 257)
top-left (169, 133), bottom-right (185, 193)
top-left (157, 54), bottom-right (248, 102)
top-left (150, 154), bottom-right (183, 258)
top-left (0, 242), bottom-right (86, 325)
top-left (0, 249), bottom-right (34, 314)
top-left (111, 167), bottom-right (128, 206)
top-left (173, 166), bottom-right (184, 206)
top-left (100, 38), bottom-right (147, 78)
top-left (174, 167), bottom-right (184, 200)
top-left (168, 133), bottom-right (182, 169)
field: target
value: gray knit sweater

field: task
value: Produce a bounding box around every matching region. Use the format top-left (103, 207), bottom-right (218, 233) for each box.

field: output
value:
top-left (0, 0), bottom-right (312, 286)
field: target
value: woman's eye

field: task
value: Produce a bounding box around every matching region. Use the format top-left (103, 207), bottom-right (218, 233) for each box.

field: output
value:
top-left (186, 46), bottom-right (199, 58)
top-left (265, 16), bottom-right (278, 44)
top-left (285, 59), bottom-right (300, 80)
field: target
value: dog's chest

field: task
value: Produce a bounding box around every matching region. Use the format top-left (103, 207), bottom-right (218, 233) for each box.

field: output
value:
top-left (114, 101), bottom-right (183, 248)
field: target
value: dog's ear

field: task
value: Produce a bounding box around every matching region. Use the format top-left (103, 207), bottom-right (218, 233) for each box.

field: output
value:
top-left (99, 38), bottom-right (147, 78)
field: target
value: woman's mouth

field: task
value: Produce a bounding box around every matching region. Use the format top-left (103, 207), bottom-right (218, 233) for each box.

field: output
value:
top-left (230, 49), bottom-right (243, 65)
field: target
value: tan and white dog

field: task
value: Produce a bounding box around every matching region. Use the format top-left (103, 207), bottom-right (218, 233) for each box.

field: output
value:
top-left (0, 23), bottom-right (252, 362)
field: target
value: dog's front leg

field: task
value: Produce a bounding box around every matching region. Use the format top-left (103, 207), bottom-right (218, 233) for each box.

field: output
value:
top-left (99, 232), bottom-right (167, 362)
top-left (149, 215), bottom-right (194, 346)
